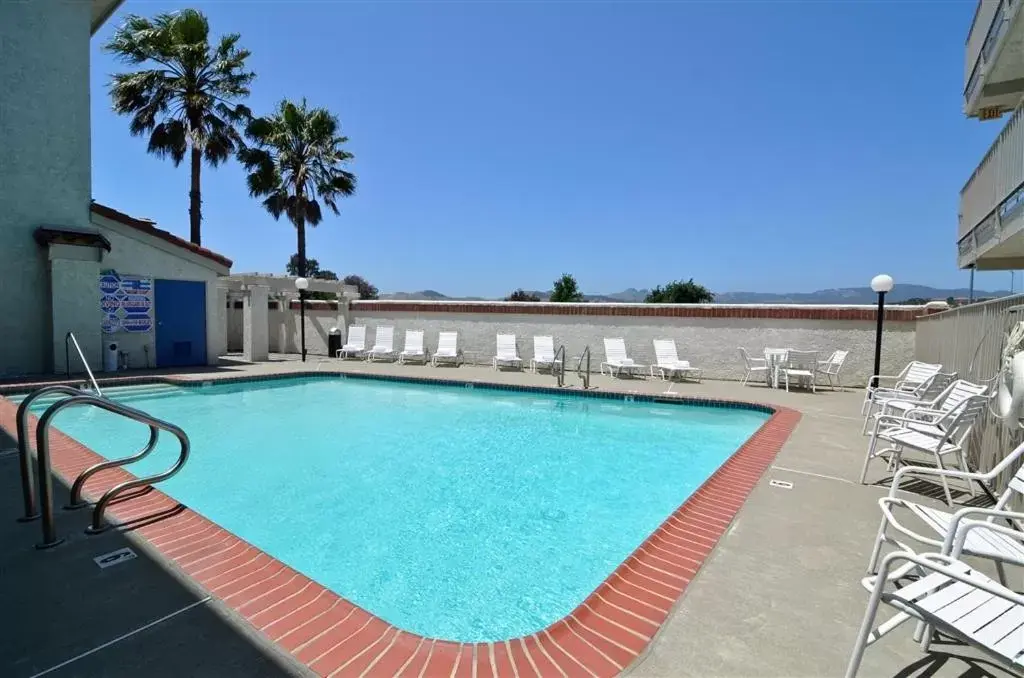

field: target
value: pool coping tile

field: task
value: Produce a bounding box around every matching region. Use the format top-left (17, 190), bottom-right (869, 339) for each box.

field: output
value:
top-left (0, 372), bottom-right (800, 677)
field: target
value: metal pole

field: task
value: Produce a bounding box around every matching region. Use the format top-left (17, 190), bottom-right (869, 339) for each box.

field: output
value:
top-left (969, 266), bottom-right (975, 303)
top-left (300, 289), bottom-right (307, 362)
top-left (872, 291), bottom-right (886, 388)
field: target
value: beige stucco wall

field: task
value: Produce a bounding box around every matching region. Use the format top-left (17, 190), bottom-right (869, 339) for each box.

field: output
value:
top-left (225, 303), bottom-right (916, 386)
top-left (344, 309), bottom-right (916, 386)
top-left (0, 0), bottom-right (93, 377)
top-left (49, 214), bottom-right (227, 373)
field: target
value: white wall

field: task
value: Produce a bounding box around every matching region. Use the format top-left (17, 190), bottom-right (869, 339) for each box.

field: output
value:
top-left (224, 301), bottom-right (921, 385)
top-left (346, 309), bottom-right (914, 385)
top-left (50, 213), bottom-right (228, 372)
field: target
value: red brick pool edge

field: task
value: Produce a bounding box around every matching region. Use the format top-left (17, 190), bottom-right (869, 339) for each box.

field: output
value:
top-left (0, 390), bottom-right (800, 678)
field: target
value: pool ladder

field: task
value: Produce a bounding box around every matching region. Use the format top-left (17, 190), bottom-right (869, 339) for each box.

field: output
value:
top-left (14, 385), bottom-right (190, 549)
top-left (550, 345), bottom-right (591, 390)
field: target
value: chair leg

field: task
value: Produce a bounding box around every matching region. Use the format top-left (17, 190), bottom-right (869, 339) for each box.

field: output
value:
top-left (845, 569), bottom-right (890, 678)
top-left (860, 435), bottom-right (882, 484)
top-left (933, 453), bottom-right (955, 508)
top-left (861, 402), bottom-right (876, 435)
top-left (867, 518), bottom-right (890, 574)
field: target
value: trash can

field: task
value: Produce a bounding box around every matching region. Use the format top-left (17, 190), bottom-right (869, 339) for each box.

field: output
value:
top-left (104, 341), bottom-right (119, 372)
top-left (328, 327), bottom-right (342, 357)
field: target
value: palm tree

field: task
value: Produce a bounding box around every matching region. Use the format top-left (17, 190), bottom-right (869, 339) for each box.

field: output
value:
top-left (238, 99), bottom-right (356, 278)
top-left (105, 9), bottom-right (254, 245)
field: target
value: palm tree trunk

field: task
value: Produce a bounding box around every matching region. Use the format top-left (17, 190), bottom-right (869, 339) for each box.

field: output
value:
top-left (296, 216), bottom-right (307, 277)
top-left (189, 147), bottom-right (202, 245)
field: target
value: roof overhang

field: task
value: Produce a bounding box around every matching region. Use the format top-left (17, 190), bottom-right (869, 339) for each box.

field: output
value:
top-left (34, 226), bottom-right (112, 253)
top-left (91, 0), bottom-right (124, 35)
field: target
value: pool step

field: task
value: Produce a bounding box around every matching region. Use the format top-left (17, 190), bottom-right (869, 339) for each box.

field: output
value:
top-left (8, 383), bottom-right (183, 409)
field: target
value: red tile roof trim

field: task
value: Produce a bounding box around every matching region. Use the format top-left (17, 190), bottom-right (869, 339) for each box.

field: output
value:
top-left (351, 300), bottom-right (930, 322)
top-left (0, 380), bottom-right (799, 677)
top-left (90, 202), bottom-right (233, 269)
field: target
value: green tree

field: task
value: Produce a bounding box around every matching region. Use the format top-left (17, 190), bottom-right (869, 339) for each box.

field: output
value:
top-left (550, 274), bottom-right (584, 302)
top-left (343, 274), bottom-right (379, 300)
top-left (505, 289), bottom-right (541, 302)
top-left (240, 99), bottom-right (356, 281)
top-left (105, 9), bottom-right (254, 245)
top-left (900, 297), bottom-right (931, 305)
top-left (644, 279), bottom-right (714, 304)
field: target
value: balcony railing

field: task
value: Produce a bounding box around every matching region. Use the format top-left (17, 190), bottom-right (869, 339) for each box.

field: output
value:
top-left (960, 98), bottom-right (1024, 248)
top-left (965, 0), bottom-right (1012, 102)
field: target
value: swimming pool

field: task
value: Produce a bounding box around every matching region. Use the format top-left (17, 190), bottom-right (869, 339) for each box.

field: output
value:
top-left (35, 376), bottom-right (769, 642)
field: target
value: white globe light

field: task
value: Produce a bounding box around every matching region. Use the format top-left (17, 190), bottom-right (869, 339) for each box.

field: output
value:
top-left (295, 277), bottom-right (309, 290)
top-left (870, 274), bottom-right (894, 293)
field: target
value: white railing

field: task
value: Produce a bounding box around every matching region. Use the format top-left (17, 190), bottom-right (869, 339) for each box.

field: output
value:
top-left (915, 295), bottom-right (1024, 485)
top-left (960, 98), bottom-right (1024, 245)
top-left (965, 0), bottom-right (1009, 101)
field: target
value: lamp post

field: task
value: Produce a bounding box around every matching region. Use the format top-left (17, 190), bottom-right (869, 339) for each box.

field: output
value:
top-left (295, 277), bottom-right (309, 362)
top-left (870, 274), bottom-right (894, 388)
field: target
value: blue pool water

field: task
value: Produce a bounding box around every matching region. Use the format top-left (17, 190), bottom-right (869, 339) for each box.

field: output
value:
top-left (38, 377), bottom-right (768, 641)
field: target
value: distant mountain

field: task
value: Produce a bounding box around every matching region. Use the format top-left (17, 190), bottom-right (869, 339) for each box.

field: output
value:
top-left (378, 284), bottom-right (1012, 304)
top-left (714, 285), bottom-right (1012, 305)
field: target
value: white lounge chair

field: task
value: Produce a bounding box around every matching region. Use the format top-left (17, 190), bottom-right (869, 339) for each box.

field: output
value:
top-left (865, 378), bottom-right (987, 436)
top-left (651, 339), bottom-right (702, 382)
top-left (862, 360), bottom-right (943, 415)
top-left (861, 371), bottom-right (957, 434)
top-left (365, 326), bottom-right (395, 362)
top-left (530, 336), bottom-right (562, 373)
top-left (398, 330), bottom-right (427, 364)
top-left (601, 338), bottom-right (645, 377)
top-left (738, 347), bottom-right (769, 386)
top-left (815, 350), bottom-right (849, 390)
top-left (846, 548), bottom-right (1024, 678)
top-left (776, 350), bottom-right (818, 392)
top-left (493, 334), bottom-right (522, 370)
top-left (868, 438), bottom-right (1024, 579)
top-left (337, 325), bottom-right (366, 359)
top-left (861, 394), bottom-right (991, 506)
top-left (431, 331), bottom-right (462, 366)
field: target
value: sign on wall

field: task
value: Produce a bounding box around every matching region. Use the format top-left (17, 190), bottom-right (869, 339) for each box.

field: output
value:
top-left (99, 272), bottom-right (153, 334)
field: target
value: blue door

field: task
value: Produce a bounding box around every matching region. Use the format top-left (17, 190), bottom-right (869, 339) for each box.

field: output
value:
top-left (155, 279), bottom-right (207, 367)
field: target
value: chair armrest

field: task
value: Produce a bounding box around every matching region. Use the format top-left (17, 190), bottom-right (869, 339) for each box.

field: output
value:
top-left (950, 519), bottom-right (1024, 562)
top-left (875, 551), bottom-right (1024, 608)
top-left (889, 464), bottom-right (990, 497)
top-left (942, 507), bottom-right (1024, 555)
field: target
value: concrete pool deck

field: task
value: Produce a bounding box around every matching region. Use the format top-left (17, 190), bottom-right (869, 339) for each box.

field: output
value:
top-left (0, 356), bottom-right (1018, 677)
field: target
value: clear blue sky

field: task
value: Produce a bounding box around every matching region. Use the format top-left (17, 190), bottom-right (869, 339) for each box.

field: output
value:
top-left (90, 0), bottom-right (1009, 297)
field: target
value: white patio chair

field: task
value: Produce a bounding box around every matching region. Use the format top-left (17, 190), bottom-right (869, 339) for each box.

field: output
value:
top-left (815, 350), bottom-right (849, 390)
top-left (864, 377), bottom-right (984, 435)
top-left (530, 336), bottom-right (561, 373)
top-left (861, 394), bottom-right (991, 506)
top-left (846, 548), bottom-right (1024, 678)
top-left (398, 330), bottom-right (428, 364)
top-left (365, 326), bottom-right (395, 362)
top-left (777, 350), bottom-right (818, 392)
top-left (492, 334), bottom-right (522, 370)
top-left (862, 360), bottom-right (943, 415)
top-left (651, 339), bottom-right (702, 382)
top-left (867, 437), bottom-right (1024, 579)
top-left (337, 325), bottom-right (366, 359)
top-left (431, 331), bottom-right (462, 366)
top-left (600, 338), bottom-right (645, 377)
top-left (738, 347), bottom-right (768, 386)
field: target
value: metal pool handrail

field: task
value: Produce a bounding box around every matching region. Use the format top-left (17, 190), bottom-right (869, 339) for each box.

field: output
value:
top-left (553, 344), bottom-right (566, 387)
top-left (14, 385), bottom-right (85, 521)
top-left (66, 425), bottom-right (160, 509)
top-left (34, 394), bottom-right (190, 548)
top-left (65, 331), bottom-right (102, 396)
top-left (577, 345), bottom-right (591, 390)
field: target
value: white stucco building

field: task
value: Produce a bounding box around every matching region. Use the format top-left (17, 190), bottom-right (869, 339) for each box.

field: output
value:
top-left (0, 0), bottom-right (233, 377)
